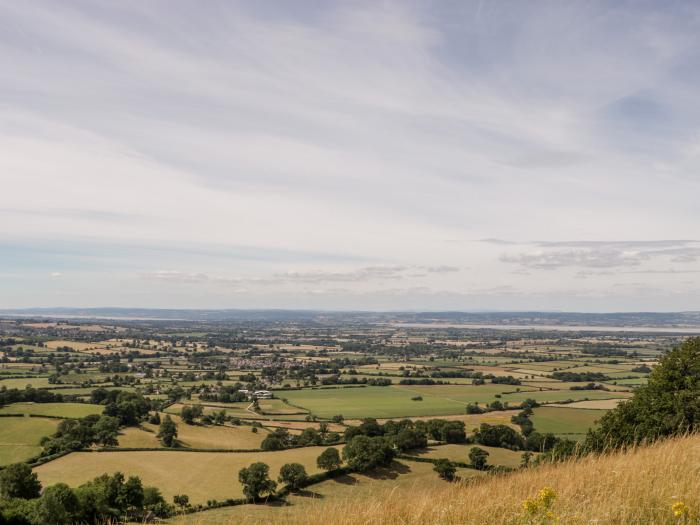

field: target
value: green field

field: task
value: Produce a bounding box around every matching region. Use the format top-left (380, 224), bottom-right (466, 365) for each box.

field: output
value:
top-left (531, 406), bottom-right (605, 437)
top-left (0, 417), bottom-right (61, 465)
top-left (35, 446), bottom-right (343, 504)
top-left (280, 384), bottom-right (630, 419)
top-left (0, 403), bottom-right (104, 418)
top-left (0, 376), bottom-right (53, 389)
top-left (282, 386), bottom-right (467, 418)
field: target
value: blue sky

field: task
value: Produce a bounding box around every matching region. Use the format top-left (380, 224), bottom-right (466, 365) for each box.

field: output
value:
top-left (1, 1), bottom-right (700, 310)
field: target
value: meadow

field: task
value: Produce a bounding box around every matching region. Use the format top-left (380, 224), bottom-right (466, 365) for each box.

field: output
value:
top-left (0, 416), bottom-right (61, 465)
top-left (35, 446), bottom-right (343, 504)
top-left (0, 402), bottom-right (103, 418)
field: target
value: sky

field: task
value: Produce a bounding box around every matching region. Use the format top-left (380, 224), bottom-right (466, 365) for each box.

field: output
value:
top-left (1, 0), bottom-right (700, 311)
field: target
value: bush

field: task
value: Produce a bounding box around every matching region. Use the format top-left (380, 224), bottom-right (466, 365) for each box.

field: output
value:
top-left (433, 459), bottom-right (456, 481)
top-left (469, 447), bottom-right (489, 470)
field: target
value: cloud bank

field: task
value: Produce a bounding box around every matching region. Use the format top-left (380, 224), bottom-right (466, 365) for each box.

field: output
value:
top-left (1, 1), bottom-right (699, 310)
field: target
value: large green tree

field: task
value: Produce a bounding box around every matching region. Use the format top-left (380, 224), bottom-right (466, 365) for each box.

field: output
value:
top-left (278, 463), bottom-right (308, 492)
top-left (585, 337), bottom-right (700, 451)
top-left (157, 415), bottom-right (178, 447)
top-left (342, 436), bottom-right (394, 471)
top-left (238, 462), bottom-right (277, 502)
top-left (316, 447), bottom-right (342, 471)
top-left (0, 463), bottom-right (42, 500)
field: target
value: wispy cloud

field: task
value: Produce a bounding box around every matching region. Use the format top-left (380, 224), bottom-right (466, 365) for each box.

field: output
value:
top-left (1, 2), bottom-right (700, 310)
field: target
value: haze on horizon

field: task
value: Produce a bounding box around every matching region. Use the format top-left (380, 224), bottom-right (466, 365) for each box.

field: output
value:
top-left (1, 1), bottom-right (700, 312)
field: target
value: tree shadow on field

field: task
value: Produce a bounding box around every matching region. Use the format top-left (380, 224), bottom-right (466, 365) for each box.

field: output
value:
top-left (364, 461), bottom-right (411, 480)
top-left (332, 474), bottom-right (359, 485)
top-left (296, 489), bottom-right (324, 499)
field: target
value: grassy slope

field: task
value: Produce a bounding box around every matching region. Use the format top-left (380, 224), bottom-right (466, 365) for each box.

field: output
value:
top-left (205, 434), bottom-right (699, 525)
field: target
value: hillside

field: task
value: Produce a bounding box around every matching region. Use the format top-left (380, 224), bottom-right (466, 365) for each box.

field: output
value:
top-left (182, 434), bottom-right (700, 525)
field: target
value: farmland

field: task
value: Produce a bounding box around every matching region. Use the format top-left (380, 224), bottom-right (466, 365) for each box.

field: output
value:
top-left (0, 312), bottom-right (679, 523)
top-left (0, 417), bottom-right (61, 465)
top-left (35, 446), bottom-right (342, 504)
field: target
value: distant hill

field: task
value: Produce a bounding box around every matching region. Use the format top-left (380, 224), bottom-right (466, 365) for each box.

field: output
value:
top-left (2, 307), bottom-right (700, 329)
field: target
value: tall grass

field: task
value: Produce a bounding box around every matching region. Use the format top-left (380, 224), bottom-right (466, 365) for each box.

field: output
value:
top-left (229, 434), bottom-right (699, 525)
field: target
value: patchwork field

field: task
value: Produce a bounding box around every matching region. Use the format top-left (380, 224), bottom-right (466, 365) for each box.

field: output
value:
top-left (35, 446), bottom-right (343, 504)
top-left (531, 406), bottom-right (605, 437)
top-left (0, 402), bottom-right (104, 418)
top-left (117, 416), bottom-right (266, 449)
top-left (0, 417), bottom-right (61, 465)
top-left (281, 384), bottom-right (631, 419)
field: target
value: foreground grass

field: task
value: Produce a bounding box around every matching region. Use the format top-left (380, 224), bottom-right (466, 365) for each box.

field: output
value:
top-left (167, 460), bottom-right (484, 524)
top-left (179, 434), bottom-right (699, 525)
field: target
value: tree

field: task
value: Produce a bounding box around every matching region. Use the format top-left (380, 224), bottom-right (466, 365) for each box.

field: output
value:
top-left (157, 415), bottom-right (178, 447)
top-left (318, 422), bottom-right (329, 438)
top-left (32, 483), bottom-right (80, 525)
top-left (317, 447), bottom-right (342, 471)
top-left (0, 463), bottom-right (42, 499)
top-left (469, 447), bottom-right (490, 470)
top-left (342, 436), bottom-right (394, 471)
top-left (93, 416), bottom-right (120, 447)
top-left (473, 423), bottom-right (524, 450)
top-left (521, 451), bottom-right (534, 467)
top-left (238, 462), bottom-right (277, 502)
top-left (180, 405), bottom-right (203, 425)
top-left (260, 434), bottom-right (285, 451)
top-left (585, 337), bottom-right (700, 451)
top-left (393, 428), bottom-right (428, 452)
top-left (433, 459), bottom-right (456, 481)
top-left (278, 463), bottom-right (308, 492)
top-left (173, 494), bottom-right (189, 510)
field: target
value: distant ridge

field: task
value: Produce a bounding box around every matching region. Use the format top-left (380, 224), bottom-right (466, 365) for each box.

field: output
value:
top-left (2, 307), bottom-right (700, 329)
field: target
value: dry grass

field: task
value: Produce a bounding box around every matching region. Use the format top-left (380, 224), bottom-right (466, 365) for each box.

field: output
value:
top-left (34, 446), bottom-right (342, 504)
top-left (194, 434), bottom-right (700, 525)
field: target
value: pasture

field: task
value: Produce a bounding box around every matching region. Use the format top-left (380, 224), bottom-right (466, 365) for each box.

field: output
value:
top-left (35, 446), bottom-right (343, 504)
top-left (530, 406), bottom-right (605, 437)
top-left (117, 416), bottom-right (266, 449)
top-left (0, 402), bottom-right (103, 418)
top-left (0, 417), bottom-right (61, 465)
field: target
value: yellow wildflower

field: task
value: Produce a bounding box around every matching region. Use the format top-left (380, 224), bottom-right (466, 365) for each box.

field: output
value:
top-left (538, 487), bottom-right (557, 508)
top-left (672, 501), bottom-right (689, 518)
top-left (522, 498), bottom-right (539, 514)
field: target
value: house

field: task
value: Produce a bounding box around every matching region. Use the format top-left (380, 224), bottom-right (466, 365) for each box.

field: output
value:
top-left (253, 390), bottom-right (272, 399)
